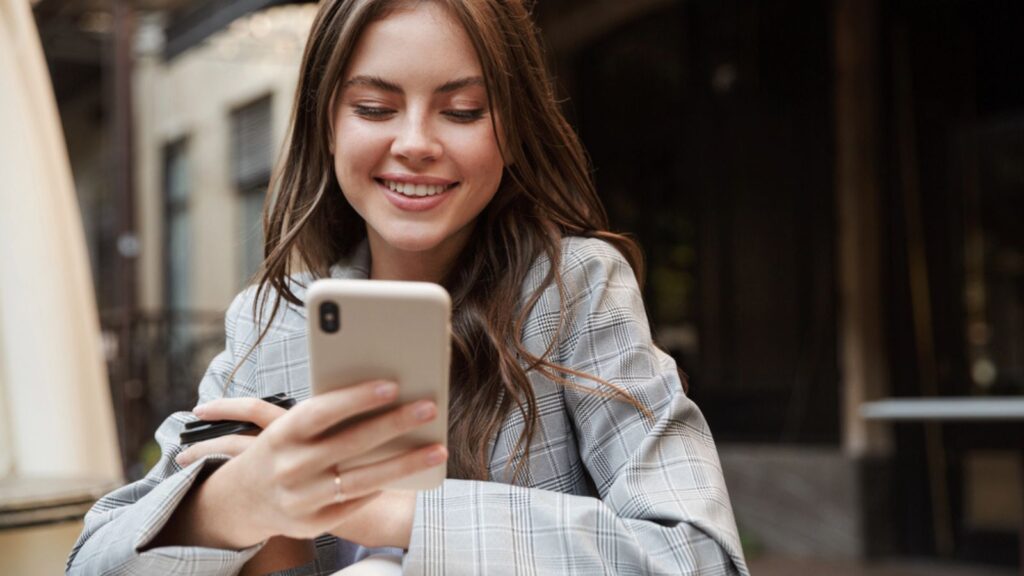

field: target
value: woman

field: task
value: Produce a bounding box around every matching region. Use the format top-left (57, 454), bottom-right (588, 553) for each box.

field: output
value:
top-left (68, 0), bottom-right (749, 574)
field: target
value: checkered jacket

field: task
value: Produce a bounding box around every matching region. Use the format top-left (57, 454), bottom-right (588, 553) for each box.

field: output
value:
top-left (67, 237), bottom-right (749, 575)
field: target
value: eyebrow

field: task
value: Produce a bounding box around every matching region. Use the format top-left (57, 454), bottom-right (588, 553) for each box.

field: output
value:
top-left (342, 75), bottom-right (485, 94)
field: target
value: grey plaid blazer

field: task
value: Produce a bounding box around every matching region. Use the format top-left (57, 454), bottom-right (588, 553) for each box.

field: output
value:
top-left (68, 237), bottom-right (749, 575)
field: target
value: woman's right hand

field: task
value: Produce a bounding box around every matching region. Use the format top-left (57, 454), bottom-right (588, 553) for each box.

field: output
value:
top-left (174, 380), bottom-right (446, 550)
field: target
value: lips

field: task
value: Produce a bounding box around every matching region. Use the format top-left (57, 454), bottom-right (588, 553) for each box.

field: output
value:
top-left (375, 178), bottom-right (458, 212)
top-left (377, 178), bottom-right (456, 198)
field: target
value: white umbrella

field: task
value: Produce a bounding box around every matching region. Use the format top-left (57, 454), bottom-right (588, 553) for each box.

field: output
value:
top-left (0, 0), bottom-right (121, 482)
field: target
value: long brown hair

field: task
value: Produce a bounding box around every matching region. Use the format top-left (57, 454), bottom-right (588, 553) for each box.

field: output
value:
top-left (251, 0), bottom-right (648, 482)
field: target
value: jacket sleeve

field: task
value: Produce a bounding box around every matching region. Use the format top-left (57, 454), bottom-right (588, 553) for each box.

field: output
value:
top-left (66, 292), bottom-right (267, 575)
top-left (403, 238), bottom-right (749, 575)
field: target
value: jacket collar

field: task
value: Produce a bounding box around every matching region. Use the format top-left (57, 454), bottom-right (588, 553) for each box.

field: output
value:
top-left (285, 240), bottom-right (370, 318)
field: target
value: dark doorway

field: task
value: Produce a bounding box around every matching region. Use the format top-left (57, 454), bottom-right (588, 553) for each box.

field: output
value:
top-left (884, 0), bottom-right (1024, 565)
top-left (571, 0), bottom-right (839, 445)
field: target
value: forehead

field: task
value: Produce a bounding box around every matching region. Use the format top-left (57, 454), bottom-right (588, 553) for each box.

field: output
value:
top-left (345, 3), bottom-right (483, 81)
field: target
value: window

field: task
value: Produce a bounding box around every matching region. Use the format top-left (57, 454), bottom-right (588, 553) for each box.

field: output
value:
top-left (964, 119), bottom-right (1024, 394)
top-left (231, 95), bottom-right (273, 285)
top-left (164, 138), bottom-right (190, 312)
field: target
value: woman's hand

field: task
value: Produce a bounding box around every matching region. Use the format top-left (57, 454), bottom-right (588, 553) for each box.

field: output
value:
top-left (156, 380), bottom-right (447, 552)
top-left (176, 397), bottom-right (313, 576)
top-left (329, 490), bottom-right (418, 549)
top-left (175, 396), bottom-right (289, 467)
top-left (175, 393), bottom-right (428, 552)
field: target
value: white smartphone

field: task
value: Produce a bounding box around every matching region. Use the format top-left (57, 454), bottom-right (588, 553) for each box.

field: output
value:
top-left (306, 279), bottom-right (451, 490)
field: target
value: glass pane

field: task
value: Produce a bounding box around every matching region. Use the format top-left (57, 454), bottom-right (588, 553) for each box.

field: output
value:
top-left (240, 188), bottom-right (264, 285)
top-left (232, 96), bottom-right (273, 187)
top-left (168, 212), bottom-right (190, 312)
top-left (164, 140), bottom-right (190, 311)
top-left (166, 144), bottom-right (189, 205)
top-left (966, 120), bottom-right (1024, 394)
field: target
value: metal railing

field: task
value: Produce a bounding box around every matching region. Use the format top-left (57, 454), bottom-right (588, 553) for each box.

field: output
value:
top-left (100, 309), bottom-right (225, 480)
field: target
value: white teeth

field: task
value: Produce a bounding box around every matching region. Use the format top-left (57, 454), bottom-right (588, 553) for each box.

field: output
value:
top-left (382, 180), bottom-right (449, 197)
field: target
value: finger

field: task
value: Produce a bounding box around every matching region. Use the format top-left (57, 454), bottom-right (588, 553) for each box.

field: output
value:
top-left (175, 434), bottom-right (255, 467)
top-left (317, 399), bottom-right (438, 466)
top-left (193, 397), bottom-right (288, 428)
top-left (281, 380), bottom-right (399, 440)
top-left (316, 445), bottom-right (446, 512)
top-left (284, 398), bottom-right (437, 474)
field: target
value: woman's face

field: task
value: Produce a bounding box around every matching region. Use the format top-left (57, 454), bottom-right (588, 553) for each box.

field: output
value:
top-left (332, 2), bottom-right (504, 266)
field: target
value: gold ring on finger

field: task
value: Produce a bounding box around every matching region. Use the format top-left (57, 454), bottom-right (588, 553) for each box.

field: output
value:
top-left (333, 466), bottom-right (345, 504)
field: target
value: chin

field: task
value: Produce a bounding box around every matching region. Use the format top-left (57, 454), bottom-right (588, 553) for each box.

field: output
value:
top-left (379, 230), bottom-right (448, 254)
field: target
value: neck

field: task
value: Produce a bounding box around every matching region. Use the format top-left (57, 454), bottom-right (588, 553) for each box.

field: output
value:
top-left (366, 229), bottom-right (471, 283)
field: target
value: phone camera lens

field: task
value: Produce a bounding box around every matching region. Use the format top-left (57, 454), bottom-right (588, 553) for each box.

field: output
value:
top-left (319, 302), bottom-right (340, 334)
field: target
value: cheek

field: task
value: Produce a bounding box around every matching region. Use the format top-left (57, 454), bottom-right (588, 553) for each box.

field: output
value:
top-left (451, 128), bottom-right (505, 183)
top-left (334, 124), bottom-right (387, 181)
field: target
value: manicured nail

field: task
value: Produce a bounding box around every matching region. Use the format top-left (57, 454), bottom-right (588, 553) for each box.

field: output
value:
top-left (375, 382), bottom-right (398, 399)
top-left (414, 401), bottom-right (436, 421)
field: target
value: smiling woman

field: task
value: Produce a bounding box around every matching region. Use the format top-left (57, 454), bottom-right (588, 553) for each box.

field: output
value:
top-left (66, 1), bottom-right (750, 575)
top-left (332, 3), bottom-right (504, 281)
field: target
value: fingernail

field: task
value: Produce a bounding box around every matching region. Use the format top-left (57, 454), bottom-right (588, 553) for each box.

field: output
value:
top-left (375, 382), bottom-right (398, 399)
top-left (414, 401), bottom-right (436, 421)
top-left (175, 453), bottom-right (187, 466)
top-left (425, 447), bottom-right (447, 466)
top-left (193, 405), bottom-right (208, 417)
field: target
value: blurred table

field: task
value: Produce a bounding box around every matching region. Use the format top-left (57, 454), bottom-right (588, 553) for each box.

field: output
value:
top-left (861, 398), bottom-right (1024, 422)
top-left (861, 398), bottom-right (1024, 575)
top-left (0, 476), bottom-right (118, 573)
top-left (331, 554), bottom-right (404, 575)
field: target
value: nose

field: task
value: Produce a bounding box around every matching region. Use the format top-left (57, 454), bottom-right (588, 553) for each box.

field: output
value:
top-left (391, 116), bottom-right (443, 163)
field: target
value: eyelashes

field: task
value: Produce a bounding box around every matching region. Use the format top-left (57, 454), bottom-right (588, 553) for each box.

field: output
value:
top-left (443, 109), bottom-right (485, 122)
top-left (352, 105), bottom-right (394, 119)
top-left (351, 105), bottom-right (486, 124)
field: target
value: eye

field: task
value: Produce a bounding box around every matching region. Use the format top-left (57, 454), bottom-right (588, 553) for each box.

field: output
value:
top-left (352, 105), bottom-right (396, 120)
top-left (443, 109), bottom-right (485, 123)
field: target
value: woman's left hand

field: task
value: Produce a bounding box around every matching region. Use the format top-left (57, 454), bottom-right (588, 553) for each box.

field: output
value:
top-left (176, 397), bottom-right (314, 575)
top-left (175, 397), bottom-right (289, 467)
top-left (176, 397), bottom-right (420, 549)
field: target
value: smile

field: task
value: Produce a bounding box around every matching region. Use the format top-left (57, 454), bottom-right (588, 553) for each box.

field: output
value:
top-left (377, 178), bottom-right (458, 198)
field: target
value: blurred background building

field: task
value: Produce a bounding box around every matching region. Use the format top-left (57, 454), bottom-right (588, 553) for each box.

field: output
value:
top-left (30, 0), bottom-right (1024, 571)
